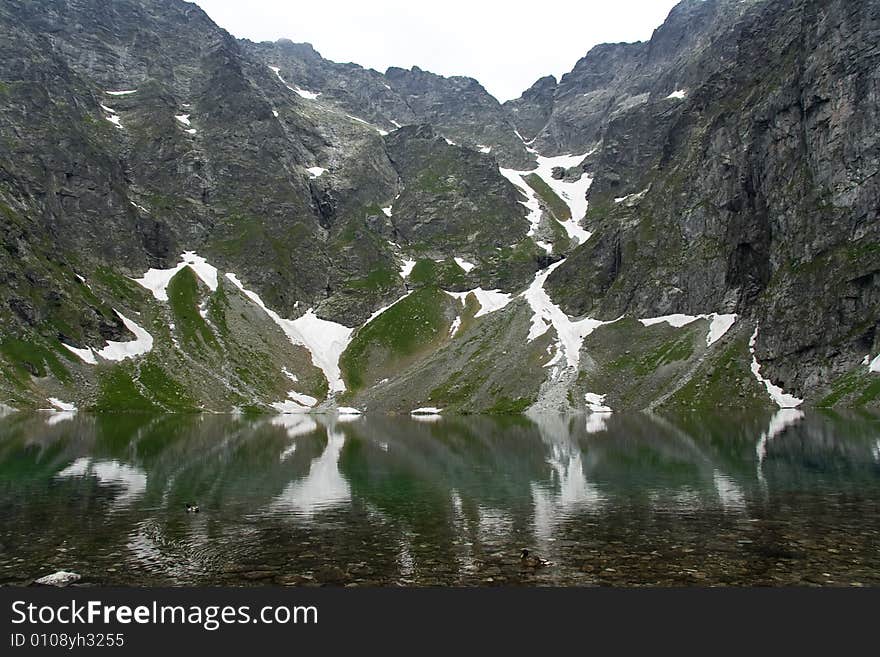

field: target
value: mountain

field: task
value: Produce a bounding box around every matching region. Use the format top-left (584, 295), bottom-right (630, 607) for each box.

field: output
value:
top-left (0, 0), bottom-right (877, 416)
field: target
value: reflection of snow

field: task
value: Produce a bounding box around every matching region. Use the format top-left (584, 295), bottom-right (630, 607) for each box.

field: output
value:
top-left (756, 408), bottom-right (805, 486)
top-left (270, 425), bottom-right (351, 518)
top-left (713, 470), bottom-right (746, 511)
top-left (529, 414), bottom-right (603, 541)
top-left (46, 411), bottom-right (77, 426)
top-left (56, 458), bottom-right (147, 508)
top-left (272, 416), bottom-right (317, 462)
top-left (477, 506), bottom-right (514, 538)
top-left (271, 414), bottom-right (318, 439)
top-left (585, 413), bottom-right (609, 434)
top-left (397, 539), bottom-right (415, 579)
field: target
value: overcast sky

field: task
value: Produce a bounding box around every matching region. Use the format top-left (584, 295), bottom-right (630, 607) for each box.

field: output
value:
top-left (192, 0), bottom-right (682, 102)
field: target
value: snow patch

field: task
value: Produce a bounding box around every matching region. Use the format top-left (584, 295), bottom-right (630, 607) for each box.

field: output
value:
top-left (307, 166), bottom-right (327, 178)
top-left (381, 206), bottom-right (393, 217)
top-left (749, 327), bottom-right (804, 408)
top-left (531, 152), bottom-right (594, 243)
top-left (411, 407), bottom-right (442, 415)
top-left (102, 105), bottom-right (122, 128)
top-left (47, 398), bottom-right (77, 412)
top-left (869, 354), bottom-right (880, 373)
top-left (365, 291), bottom-right (413, 324)
top-left (584, 392), bottom-right (612, 413)
top-left (477, 144), bottom-right (492, 153)
top-left (412, 414), bottom-right (442, 423)
top-left (499, 168), bottom-right (544, 239)
top-left (337, 406), bottom-right (362, 415)
top-left (64, 311), bottom-right (154, 364)
top-left (96, 312), bottom-right (154, 361)
top-left (174, 114), bottom-right (191, 126)
top-left (639, 313), bottom-right (738, 346)
top-left (293, 86), bottom-right (320, 100)
top-left (271, 399), bottom-right (311, 414)
top-left (454, 257), bottom-right (476, 273)
top-left (62, 343), bottom-right (98, 365)
top-left (449, 316), bottom-right (461, 337)
top-left (445, 288), bottom-right (513, 318)
top-left (345, 114), bottom-right (385, 134)
top-left (285, 391), bottom-right (318, 407)
top-left (105, 90), bottom-right (137, 96)
top-left (614, 188), bottom-right (650, 204)
top-left (269, 65), bottom-right (321, 100)
top-left (225, 273), bottom-right (354, 393)
top-left (665, 90), bottom-right (687, 100)
top-left (134, 252), bottom-right (218, 301)
top-left (500, 151), bottom-right (594, 246)
top-left (523, 261), bottom-right (618, 372)
top-left (399, 258), bottom-right (416, 279)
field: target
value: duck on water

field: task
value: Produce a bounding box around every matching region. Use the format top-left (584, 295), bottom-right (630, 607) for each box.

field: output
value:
top-left (520, 548), bottom-right (551, 568)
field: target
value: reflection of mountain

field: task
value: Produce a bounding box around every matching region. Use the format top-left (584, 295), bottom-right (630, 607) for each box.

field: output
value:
top-left (1, 410), bottom-right (880, 585)
top-left (269, 421), bottom-right (351, 518)
top-left (272, 414), bottom-right (319, 461)
top-left (756, 409), bottom-right (805, 486)
top-left (56, 458), bottom-right (147, 508)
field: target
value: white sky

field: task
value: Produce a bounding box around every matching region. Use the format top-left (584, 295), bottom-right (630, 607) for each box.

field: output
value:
top-left (191, 0), bottom-right (682, 102)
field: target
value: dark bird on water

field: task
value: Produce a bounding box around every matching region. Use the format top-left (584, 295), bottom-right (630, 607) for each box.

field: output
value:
top-left (520, 548), bottom-right (550, 568)
top-left (185, 503), bottom-right (200, 513)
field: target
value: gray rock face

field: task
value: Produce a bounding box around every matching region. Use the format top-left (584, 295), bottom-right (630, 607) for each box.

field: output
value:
top-left (541, 0), bottom-right (880, 397)
top-left (245, 41), bottom-right (534, 168)
top-left (385, 125), bottom-right (529, 252)
top-left (383, 66), bottom-right (534, 169)
top-left (503, 75), bottom-right (557, 142)
top-left (509, 0), bottom-right (749, 156)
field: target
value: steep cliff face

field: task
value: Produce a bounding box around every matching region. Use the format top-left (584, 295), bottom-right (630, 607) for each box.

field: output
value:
top-left (0, 0), bottom-right (877, 413)
top-left (541, 0), bottom-right (879, 401)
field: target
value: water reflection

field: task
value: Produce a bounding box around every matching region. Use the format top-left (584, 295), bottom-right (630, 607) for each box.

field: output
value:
top-left (270, 420), bottom-right (351, 517)
top-left (0, 409), bottom-right (878, 586)
top-left (56, 458), bottom-right (148, 509)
